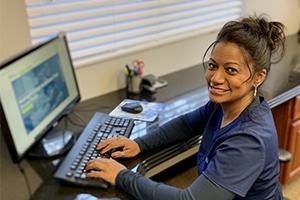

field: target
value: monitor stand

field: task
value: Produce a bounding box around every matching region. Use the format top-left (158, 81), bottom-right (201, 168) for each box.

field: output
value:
top-left (28, 127), bottom-right (75, 158)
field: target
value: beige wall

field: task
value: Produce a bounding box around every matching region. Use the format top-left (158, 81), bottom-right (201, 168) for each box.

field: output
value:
top-left (0, 0), bottom-right (31, 61)
top-left (1, 0), bottom-right (299, 101)
top-left (244, 0), bottom-right (300, 35)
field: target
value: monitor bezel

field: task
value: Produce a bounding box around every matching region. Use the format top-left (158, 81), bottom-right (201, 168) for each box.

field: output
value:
top-left (0, 32), bottom-right (81, 163)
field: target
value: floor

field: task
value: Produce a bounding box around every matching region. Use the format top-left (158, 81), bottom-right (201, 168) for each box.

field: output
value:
top-left (282, 175), bottom-right (300, 200)
top-left (1, 136), bottom-right (42, 200)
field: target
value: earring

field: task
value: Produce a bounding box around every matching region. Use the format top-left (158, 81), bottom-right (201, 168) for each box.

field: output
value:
top-left (254, 86), bottom-right (257, 97)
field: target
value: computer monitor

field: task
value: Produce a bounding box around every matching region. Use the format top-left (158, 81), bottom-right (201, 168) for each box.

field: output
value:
top-left (0, 32), bottom-right (81, 163)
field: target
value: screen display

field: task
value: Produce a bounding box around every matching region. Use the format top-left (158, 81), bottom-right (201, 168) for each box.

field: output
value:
top-left (0, 32), bottom-right (80, 163)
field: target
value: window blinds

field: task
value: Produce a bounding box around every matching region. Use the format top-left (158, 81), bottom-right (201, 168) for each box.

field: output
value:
top-left (25, 0), bottom-right (243, 68)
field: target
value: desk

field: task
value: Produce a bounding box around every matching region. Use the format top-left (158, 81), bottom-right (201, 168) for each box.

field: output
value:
top-left (28, 66), bottom-right (209, 200)
top-left (26, 33), bottom-right (300, 199)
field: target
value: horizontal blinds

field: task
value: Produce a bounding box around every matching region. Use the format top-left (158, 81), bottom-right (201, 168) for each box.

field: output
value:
top-left (25, 0), bottom-right (243, 68)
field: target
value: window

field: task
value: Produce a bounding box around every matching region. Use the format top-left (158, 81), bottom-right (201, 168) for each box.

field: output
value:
top-left (25, 0), bottom-right (243, 68)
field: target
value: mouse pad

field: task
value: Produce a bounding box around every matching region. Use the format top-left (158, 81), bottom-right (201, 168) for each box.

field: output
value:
top-left (109, 99), bottom-right (165, 122)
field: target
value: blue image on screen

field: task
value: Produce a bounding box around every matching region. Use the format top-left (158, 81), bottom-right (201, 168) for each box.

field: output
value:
top-left (12, 54), bottom-right (69, 134)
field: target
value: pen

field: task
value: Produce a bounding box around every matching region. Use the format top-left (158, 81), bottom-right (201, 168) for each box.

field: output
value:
top-left (124, 65), bottom-right (134, 76)
top-left (124, 66), bottom-right (129, 76)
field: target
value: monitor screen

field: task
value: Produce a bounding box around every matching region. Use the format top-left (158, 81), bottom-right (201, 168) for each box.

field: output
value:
top-left (0, 32), bottom-right (80, 163)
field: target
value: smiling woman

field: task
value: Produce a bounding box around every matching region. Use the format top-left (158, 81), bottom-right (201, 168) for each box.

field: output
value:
top-left (84, 15), bottom-right (286, 200)
top-left (202, 15), bottom-right (285, 127)
top-left (205, 42), bottom-right (267, 126)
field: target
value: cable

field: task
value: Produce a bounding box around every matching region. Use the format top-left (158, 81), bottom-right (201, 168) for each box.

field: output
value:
top-left (17, 163), bottom-right (32, 199)
top-left (66, 104), bottom-right (115, 128)
top-left (68, 104), bottom-right (114, 128)
top-left (71, 111), bottom-right (88, 125)
top-left (66, 111), bottom-right (86, 128)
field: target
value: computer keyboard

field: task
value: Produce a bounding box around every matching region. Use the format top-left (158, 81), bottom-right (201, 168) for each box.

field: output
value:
top-left (54, 112), bottom-right (135, 188)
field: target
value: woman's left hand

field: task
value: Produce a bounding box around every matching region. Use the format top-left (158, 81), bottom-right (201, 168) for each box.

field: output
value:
top-left (85, 158), bottom-right (126, 185)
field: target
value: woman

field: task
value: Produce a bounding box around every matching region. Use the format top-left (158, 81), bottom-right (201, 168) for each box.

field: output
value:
top-left (85, 15), bottom-right (285, 200)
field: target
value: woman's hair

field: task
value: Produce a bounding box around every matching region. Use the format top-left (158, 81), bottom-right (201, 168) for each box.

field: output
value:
top-left (203, 15), bottom-right (286, 78)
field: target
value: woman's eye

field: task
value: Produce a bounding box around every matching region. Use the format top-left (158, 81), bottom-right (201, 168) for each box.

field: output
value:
top-left (208, 63), bottom-right (217, 70)
top-left (226, 67), bottom-right (238, 73)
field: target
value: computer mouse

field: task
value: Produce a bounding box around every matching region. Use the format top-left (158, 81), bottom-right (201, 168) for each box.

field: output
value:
top-left (121, 102), bottom-right (143, 114)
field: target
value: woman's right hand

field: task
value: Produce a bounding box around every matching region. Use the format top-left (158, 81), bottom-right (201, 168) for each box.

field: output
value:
top-left (97, 136), bottom-right (140, 159)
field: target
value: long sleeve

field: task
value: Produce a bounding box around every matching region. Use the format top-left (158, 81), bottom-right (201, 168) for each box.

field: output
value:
top-left (134, 106), bottom-right (210, 152)
top-left (116, 98), bottom-right (282, 199)
top-left (116, 169), bottom-right (235, 200)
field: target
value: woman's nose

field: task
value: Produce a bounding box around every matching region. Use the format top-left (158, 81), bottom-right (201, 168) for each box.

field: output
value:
top-left (211, 68), bottom-right (226, 83)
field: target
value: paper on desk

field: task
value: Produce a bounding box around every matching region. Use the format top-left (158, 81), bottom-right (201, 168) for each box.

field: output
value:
top-left (109, 99), bottom-right (165, 122)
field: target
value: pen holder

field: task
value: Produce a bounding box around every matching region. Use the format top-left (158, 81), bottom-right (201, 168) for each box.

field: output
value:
top-left (127, 75), bottom-right (142, 94)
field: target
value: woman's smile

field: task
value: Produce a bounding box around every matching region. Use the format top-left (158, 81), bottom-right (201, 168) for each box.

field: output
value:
top-left (209, 85), bottom-right (230, 95)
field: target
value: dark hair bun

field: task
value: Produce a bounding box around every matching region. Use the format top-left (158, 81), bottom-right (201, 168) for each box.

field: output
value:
top-left (257, 17), bottom-right (285, 57)
top-left (213, 15), bottom-right (286, 73)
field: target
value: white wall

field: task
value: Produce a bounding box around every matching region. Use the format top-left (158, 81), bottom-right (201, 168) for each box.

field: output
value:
top-left (245, 0), bottom-right (300, 35)
top-left (1, 0), bottom-right (299, 101)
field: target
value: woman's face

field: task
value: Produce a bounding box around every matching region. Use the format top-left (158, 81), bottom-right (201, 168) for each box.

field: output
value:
top-left (205, 42), bottom-right (256, 105)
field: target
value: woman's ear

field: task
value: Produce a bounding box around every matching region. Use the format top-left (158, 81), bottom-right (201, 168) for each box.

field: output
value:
top-left (254, 69), bottom-right (267, 87)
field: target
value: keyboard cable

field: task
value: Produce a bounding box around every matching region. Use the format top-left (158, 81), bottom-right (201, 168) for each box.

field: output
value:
top-left (65, 110), bottom-right (88, 129)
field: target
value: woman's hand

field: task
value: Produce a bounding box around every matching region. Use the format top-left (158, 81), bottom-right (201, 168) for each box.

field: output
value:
top-left (85, 158), bottom-right (126, 185)
top-left (97, 136), bottom-right (140, 159)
